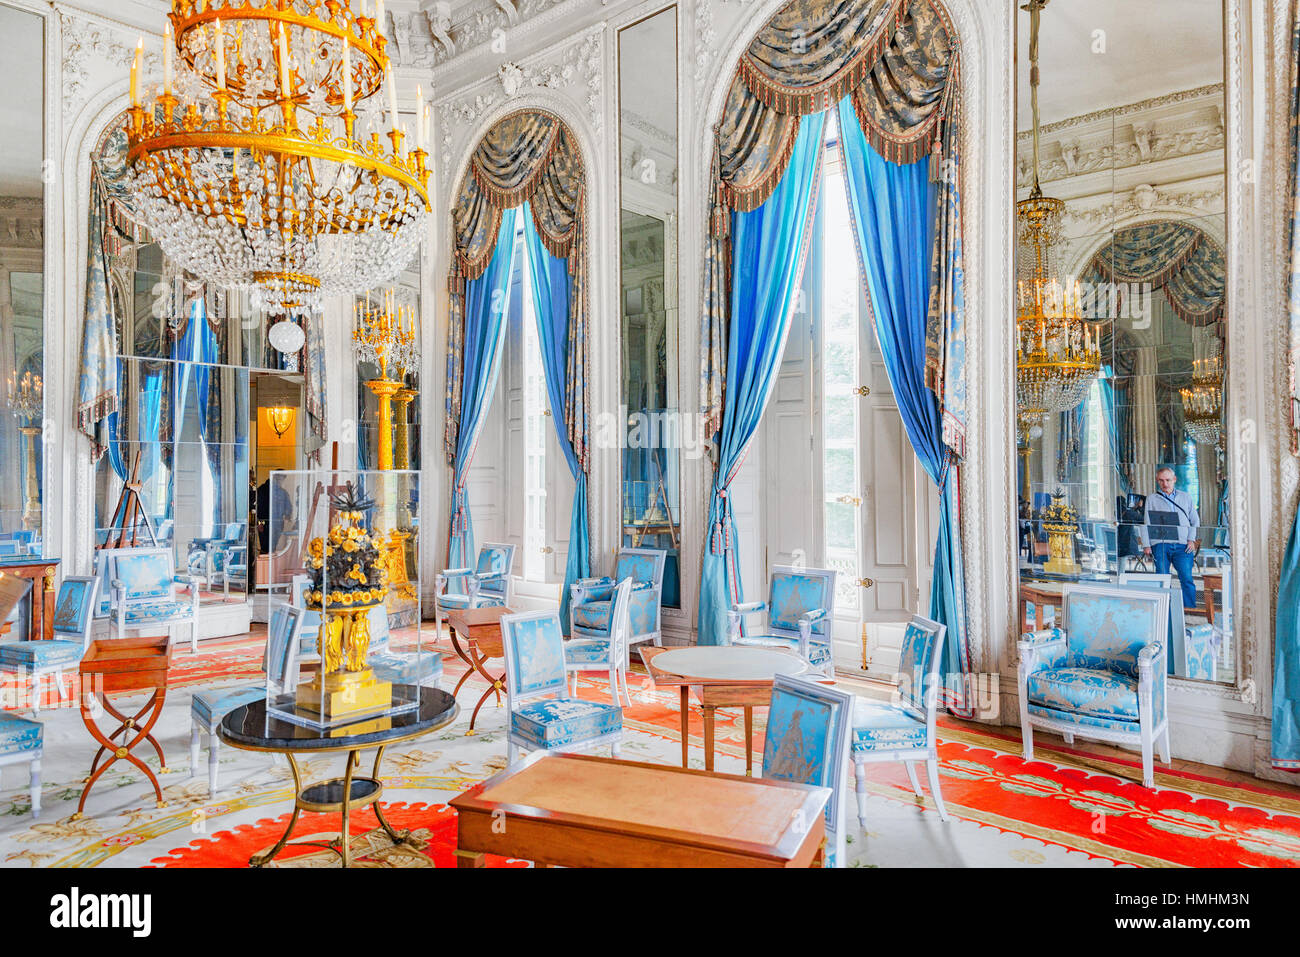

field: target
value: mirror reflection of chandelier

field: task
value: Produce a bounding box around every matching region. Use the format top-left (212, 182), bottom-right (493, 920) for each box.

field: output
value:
top-left (5, 370), bottom-right (42, 423)
top-left (125, 1), bottom-right (431, 314)
top-left (1015, 0), bottom-right (1101, 434)
top-left (1181, 353), bottom-right (1224, 446)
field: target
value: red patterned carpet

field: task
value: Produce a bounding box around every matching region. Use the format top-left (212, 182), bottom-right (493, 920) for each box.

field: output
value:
top-left (5, 631), bottom-right (1300, 867)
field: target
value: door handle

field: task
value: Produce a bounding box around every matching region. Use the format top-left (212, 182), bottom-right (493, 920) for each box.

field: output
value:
top-left (542, 409), bottom-right (551, 416)
top-left (540, 546), bottom-right (554, 554)
top-left (856, 577), bottom-right (874, 588)
top-left (853, 386), bottom-right (870, 396)
top-left (836, 495), bottom-right (861, 507)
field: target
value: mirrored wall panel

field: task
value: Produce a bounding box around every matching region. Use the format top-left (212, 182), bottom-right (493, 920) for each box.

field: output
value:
top-left (619, 7), bottom-right (681, 607)
top-left (1015, 2), bottom-right (1231, 682)
top-left (0, 5), bottom-right (45, 556)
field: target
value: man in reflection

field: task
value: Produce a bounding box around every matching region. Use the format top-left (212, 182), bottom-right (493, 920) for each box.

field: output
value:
top-left (1138, 466), bottom-right (1201, 610)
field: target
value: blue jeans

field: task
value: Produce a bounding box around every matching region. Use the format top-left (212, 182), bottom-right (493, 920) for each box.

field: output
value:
top-left (1152, 542), bottom-right (1197, 609)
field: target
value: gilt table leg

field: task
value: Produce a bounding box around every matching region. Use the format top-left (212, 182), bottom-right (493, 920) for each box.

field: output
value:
top-left (680, 687), bottom-right (689, 768)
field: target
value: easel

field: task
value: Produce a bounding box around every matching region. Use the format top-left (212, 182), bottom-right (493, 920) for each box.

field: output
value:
top-left (99, 451), bottom-right (158, 550)
top-left (298, 442), bottom-right (350, 565)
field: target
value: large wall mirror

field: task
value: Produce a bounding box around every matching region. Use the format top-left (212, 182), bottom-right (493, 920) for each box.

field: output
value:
top-left (1015, 1), bottom-right (1232, 683)
top-left (618, 6), bottom-right (681, 607)
top-left (0, 4), bottom-right (45, 555)
top-left (90, 115), bottom-right (318, 608)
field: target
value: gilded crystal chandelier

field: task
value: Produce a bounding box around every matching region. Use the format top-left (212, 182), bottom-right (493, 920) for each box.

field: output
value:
top-left (1015, 0), bottom-right (1101, 434)
top-left (1181, 353), bottom-right (1224, 446)
top-left (6, 370), bottom-right (43, 423)
top-left (125, 0), bottom-right (431, 314)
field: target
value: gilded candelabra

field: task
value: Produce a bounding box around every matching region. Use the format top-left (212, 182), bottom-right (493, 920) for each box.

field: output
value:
top-left (1038, 491), bottom-right (1080, 576)
top-left (6, 371), bottom-right (43, 531)
top-left (1180, 353), bottom-right (1224, 446)
top-left (1015, 0), bottom-right (1102, 435)
top-left (300, 483), bottom-right (391, 722)
top-left (353, 289), bottom-right (417, 471)
top-left (124, 1), bottom-right (432, 314)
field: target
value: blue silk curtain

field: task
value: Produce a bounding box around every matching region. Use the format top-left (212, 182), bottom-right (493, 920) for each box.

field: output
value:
top-left (837, 96), bottom-right (971, 714)
top-left (698, 113), bottom-right (826, 645)
top-left (1272, 3), bottom-right (1300, 769)
top-left (449, 207), bottom-right (518, 568)
top-left (521, 205), bottom-right (591, 631)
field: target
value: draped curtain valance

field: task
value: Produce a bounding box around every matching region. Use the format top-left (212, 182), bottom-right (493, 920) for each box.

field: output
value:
top-left (445, 109), bottom-right (589, 471)
top-left (702, 0), bottom-right (966, 451)
top-left (1084, 221), bottom-right (1226, 329)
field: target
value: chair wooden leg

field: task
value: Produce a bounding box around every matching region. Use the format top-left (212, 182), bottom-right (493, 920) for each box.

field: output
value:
top-left (29, 757), bottom-right (40, 819)
top-left (1062, 731), bottom-right (1075, 745)
top-left (904, 761), bottom-right (923, 798)
top-left (1158, 727), bottom-right (1171, 765)
top-left (1021, 722), bottom-right (1034, 762)
top-left (611, 741), bottom-right (621, 759)
top-left (925, 758), bottom-right (950, 822)
top-left (853, 761), bottom-right (868, 829)
top-left (608, 665), bottom-right (620, 707)
top-left (189, 724), bottom-right (200, 779)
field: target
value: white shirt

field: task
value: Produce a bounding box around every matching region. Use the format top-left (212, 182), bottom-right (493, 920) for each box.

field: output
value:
top-left (1138, 488), bottom-right (1200, 547)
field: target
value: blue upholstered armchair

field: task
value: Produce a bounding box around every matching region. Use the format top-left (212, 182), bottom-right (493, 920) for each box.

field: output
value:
top-left (500, 609), bottom-right (622, 768)
top-left (569, 547), bottom-right (666, 650)
top-left (1018, 584), bottom-right (1170, 788)
top-left (109, 548), bottom-right (201, 653)
top-left (434, 542), bottom-right (516, 640)
top-left (565, 578), bottom-right (634, 707)
top-left (0, 576), bottom-right (100, 713)
top-left (727, 566), bottom-right (837, 675)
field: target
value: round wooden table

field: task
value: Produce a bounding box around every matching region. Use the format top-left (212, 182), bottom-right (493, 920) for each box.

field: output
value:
top-left (218, 685), bottom-right (459, 867)
top-left (639, 645), bottom-right (809, 776)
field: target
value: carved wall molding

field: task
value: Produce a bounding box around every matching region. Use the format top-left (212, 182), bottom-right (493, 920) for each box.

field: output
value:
top-left (436, 26), bottom-right (603, 187)
top-left (1022, 83), bottom-right (1226, 140)
top-left (59, 10), bottom-right (159, 125)
top-left (1056, 182), bottom-right (1226, 238)
top-left (1018, 125), bottom-right (1225, 189)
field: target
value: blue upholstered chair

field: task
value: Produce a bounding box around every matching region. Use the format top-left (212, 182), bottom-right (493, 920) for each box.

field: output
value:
top-left (1119, 572), bottom-right (1186, 676)
top-left (109, 547), bottom-right (200, 653)
top-left (366, 603), bottom-right (444, 689)
top-left (565, 578), bottom-right (634, 707)
top-left (763, 674), bottom-right (853, 867)
top-left (0, 576), bottom-right (100, 713)
top-left (570, 547), bottom-right (666, 653)
top-left (1018, 583), bottom-right (1170, 788)
top-left (500, 609), bottom-right (622, 768)
top-left (850, 615), bottom-right (950, 827)
top-left (434, 542), bottom-right (516, 639)
top-left (1183, 623), bottom-right (1220, 682)
top-left (190, 602), bottom-right (304, 795)
top-left (728, 566), bottom-right (837, 676)
top-left (0, 714), bottom-right (42, 817)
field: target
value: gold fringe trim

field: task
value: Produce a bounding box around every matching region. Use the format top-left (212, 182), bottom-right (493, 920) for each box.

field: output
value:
top-left (736, 0), bottom-right (906, 118)
top-left (469, 120), bottom-right (564, 213)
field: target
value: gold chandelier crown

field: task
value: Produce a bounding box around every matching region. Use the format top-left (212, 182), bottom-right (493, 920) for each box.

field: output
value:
top-left (126, 0), bottom-right (432, 314)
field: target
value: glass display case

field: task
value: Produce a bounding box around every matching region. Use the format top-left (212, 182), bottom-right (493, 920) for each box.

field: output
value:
top-left (266, 468), bottom-right (421, 730)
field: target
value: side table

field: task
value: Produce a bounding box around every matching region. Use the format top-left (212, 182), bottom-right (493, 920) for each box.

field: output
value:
top-left (446, 606), bottom-right (512, 732)
top-left (74, 634), bottom-right (172, 818)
